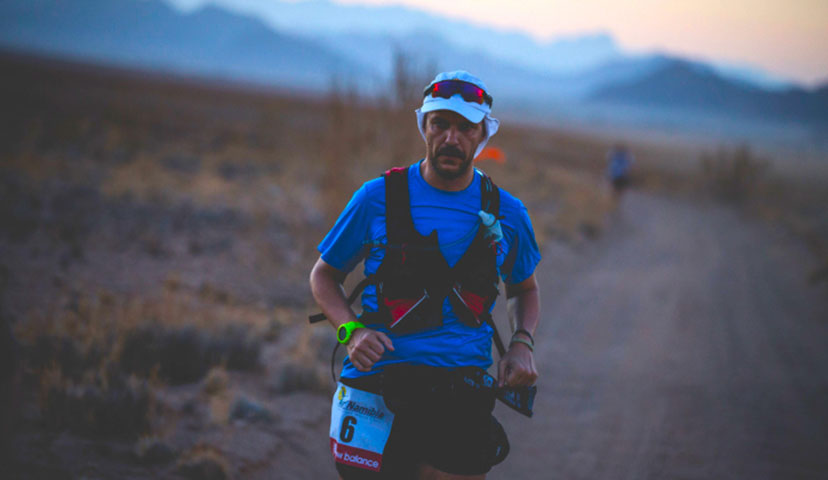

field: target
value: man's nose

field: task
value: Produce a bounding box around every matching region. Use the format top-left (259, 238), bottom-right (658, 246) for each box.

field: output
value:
top-left (444, 126), bottom-right (460, 144)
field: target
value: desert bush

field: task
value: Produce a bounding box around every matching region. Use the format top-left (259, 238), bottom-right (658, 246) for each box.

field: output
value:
top-left (119, 323), bottom-right (261, 385)
top-left (701, 145), bottom-right (769, 202)
top-left (119, 325), bottom-right (210, 384)
top-left (177, 444), bottom-right (230, 480)
top-left (214, 324), bottom-right (261, 371)
top-left (27, 333), bottom-right (105, 381)
top-left (134, 435), bottom-right (177, 464)
top-left (40, 367), bottom-right (155, 439)
top-left (202, 366), bottom-right (229, 396)
top-left (269, 360), bottom-right (330, 394)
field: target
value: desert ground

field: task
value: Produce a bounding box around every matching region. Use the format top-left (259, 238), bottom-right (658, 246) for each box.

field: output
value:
top-left (2, 52), bottom-right (827, 479)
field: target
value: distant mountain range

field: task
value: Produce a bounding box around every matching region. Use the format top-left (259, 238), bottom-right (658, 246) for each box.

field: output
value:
top-left (0, 0), bottom-right (359, 90)
top-left (224, 0), bottom-right (624, 76)
top-left (1, 0), bottom-right (826, 137)
top-left (590, 60), bottom-right (828, 125)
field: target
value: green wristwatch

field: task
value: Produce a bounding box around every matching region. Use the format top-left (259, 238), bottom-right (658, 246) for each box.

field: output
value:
top-left (336, 321), bottom-right (365, 345)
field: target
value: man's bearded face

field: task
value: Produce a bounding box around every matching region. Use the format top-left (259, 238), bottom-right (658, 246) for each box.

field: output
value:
top-left (424, 110), bottom-right (485, 180)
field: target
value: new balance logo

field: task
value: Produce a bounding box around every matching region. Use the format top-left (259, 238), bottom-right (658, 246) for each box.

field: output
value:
top-left (343, 452), bottom-right (379, 469)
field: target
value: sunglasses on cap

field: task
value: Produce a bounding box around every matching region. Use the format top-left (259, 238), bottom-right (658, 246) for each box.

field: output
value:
top-left (423, 80), bottom-right (493, 107)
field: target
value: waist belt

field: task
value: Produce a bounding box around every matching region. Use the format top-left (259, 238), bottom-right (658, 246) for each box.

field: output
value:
top-left (342, 365), bottom-right (535, 418)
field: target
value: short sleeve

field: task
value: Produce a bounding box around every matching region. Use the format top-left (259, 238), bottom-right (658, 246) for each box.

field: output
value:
top-left (317, 184), bottom-right (372, 272)
top-left (502, 203), bottom-right (541, 285)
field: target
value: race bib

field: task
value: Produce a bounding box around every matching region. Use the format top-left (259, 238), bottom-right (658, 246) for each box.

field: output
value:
top-left (329, 382), bottom-right (395, 472)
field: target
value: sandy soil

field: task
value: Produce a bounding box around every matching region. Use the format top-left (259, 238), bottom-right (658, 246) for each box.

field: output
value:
top-left (9, 190), bottom-right (828, 479)
top-left (283, 191), bottom-right (828, 479)
top-left (492, 191), bottom-right (828, 479)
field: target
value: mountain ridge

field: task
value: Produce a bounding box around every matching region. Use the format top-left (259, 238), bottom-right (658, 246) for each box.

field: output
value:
top-left (590, 59), bottom-right (828, 125)
top-left (1, 0), bottom-right (825, 136)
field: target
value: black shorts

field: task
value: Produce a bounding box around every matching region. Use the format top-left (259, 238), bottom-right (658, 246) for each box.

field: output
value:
top-left (334, 366), bottom-right (509, 479)
top-left (611, 175), bottom-right (630, 190)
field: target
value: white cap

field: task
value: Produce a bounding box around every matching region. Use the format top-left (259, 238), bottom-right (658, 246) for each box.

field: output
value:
top-left (415, 70), bottom-right (500, 158)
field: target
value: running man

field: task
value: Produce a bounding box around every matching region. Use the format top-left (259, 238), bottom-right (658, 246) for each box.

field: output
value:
top-left (310, 70), bottom-right (542, 479)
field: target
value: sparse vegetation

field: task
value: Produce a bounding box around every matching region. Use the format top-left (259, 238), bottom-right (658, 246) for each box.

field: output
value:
top-left (39, 366), bottom-right (156, 438)
top-left (2, 52), bottom-right (825, 478)
top-left (134, 435), bottom-right (177, 465)
top-left (701, 145), bottom-right (770, 202)
top-left (177, 444), bottom-right (230, 480)
top-left (119, 323), bottom-right (261, 384)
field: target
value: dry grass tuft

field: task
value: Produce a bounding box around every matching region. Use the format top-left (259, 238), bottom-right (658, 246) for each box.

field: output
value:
top-left (177, 443), bottom-right (231, 480)
top-left (12, 286), bottom-right (268, 438)
top-left (202, 366), bottom-right (230, 396)
top-left (270, 360), bottom-right (330, 395)
top-left (39, 365), bottom-right (156, 439)
top-left (134, 435), bottom-right (177, 464)
top-left (701, 145), bottom-right (770, 203)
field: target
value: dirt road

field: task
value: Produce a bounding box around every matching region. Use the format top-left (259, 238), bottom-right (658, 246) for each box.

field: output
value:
top-left (276, 191), bottom-right (828, 479)
top-left (493, 192), bottom-right (828, 479)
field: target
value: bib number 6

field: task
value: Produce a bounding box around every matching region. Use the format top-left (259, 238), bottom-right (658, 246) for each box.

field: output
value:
top-left (340, 415), bottom-right (357, 443)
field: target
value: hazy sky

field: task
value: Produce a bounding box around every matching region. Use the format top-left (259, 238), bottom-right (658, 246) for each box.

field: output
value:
top-left (172, 0), bottom-right (828, 85)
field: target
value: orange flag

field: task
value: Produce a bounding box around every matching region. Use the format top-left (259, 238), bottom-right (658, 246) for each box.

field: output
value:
top-left (475, 146), bottom-right (506, 164)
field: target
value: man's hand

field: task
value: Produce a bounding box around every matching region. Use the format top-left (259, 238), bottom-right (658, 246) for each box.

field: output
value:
top-left (500, 274), bottom-right (540, 387)
top-left (346, 328), bottom-right (394, 372)
top-left (310, 257), bottom-right (394, 372)
top-left (497, 340), bottom-right (537, 387)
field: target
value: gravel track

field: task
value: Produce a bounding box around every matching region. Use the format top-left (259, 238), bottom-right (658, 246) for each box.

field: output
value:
top-left (493, 192), bottom-right (828, 479)
top-left (277, 191), bottom-right (828, 479)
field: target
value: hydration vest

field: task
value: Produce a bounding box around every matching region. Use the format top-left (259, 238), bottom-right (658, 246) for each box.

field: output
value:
top-left (373, 166), bottom-right (501, 334)
top-left (311, 166), bottom-right (506, 352)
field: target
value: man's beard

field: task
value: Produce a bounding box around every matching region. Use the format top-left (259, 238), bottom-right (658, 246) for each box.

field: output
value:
top-left (429, 146), bottom-right (474, 180)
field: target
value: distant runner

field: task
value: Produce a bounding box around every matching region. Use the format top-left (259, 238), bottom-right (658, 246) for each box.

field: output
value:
top-left (607, 143), bottom-right (633, 193)
top-left (309, 70), bottom-right (542, 479)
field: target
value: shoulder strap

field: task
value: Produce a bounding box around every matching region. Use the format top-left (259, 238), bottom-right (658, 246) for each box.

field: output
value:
top-left (477, 171), bottom-right (507, 357)
top-left (384, 166), bottom-right (415, 244)
top-left (479, 171), bottom-right (500, 216)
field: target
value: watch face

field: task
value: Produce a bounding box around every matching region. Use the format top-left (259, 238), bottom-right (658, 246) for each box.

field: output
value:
top-left (337, 325), bottom-right (348, 342)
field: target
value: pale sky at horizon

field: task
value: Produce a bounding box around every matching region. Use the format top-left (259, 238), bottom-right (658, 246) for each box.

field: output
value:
top-left (172, 0), bottom-right (828, 85)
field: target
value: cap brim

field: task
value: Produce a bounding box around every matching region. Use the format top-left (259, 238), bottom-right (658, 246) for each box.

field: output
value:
top-left (421, 95), bottom-right (486, 124)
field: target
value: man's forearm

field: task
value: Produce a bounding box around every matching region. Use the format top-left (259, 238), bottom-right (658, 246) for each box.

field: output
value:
top-left (309, 257), bottom-right (358, 329)
top-left (505, 275), bottom-right (540, 335)
top-left (507, 286), bottom-right (539, 335)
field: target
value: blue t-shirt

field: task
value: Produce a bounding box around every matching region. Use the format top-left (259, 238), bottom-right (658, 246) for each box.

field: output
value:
top-left (607, 149), bottom-right (633, 179)
top-left (318, 161), bottom-right (541, 378)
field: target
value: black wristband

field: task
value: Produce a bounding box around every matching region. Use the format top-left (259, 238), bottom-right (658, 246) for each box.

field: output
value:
top-left (512, 328), bottom-right (534, 345)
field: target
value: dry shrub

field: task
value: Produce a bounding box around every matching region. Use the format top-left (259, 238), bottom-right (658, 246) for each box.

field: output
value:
top-left (118, 323), bottom-right (261, 385)
top-left (202, 366), bottom-right (229, 396)
top-left (13, 287), bottom-right (268, 440)
top-left (701, 145), bottom-right (770, 202)
top-left (208, 391), bottom-right (233, 426)
top-left (503, 161), bottom-right (613, 245)
top-left (270, 360), bottom-right (330, 394)
top-left (550, 172), bottom-right (614, 243)
top-left (134, 435), bottom-right (177, 464)
top-left (177, 444), bottom-right (230, 480)
top-left (39, 366), bottom-right (155, 439)
top-left (17, 289), bottom-right (264, 385)
top-left (270, 326), bottom-right (335, 394)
